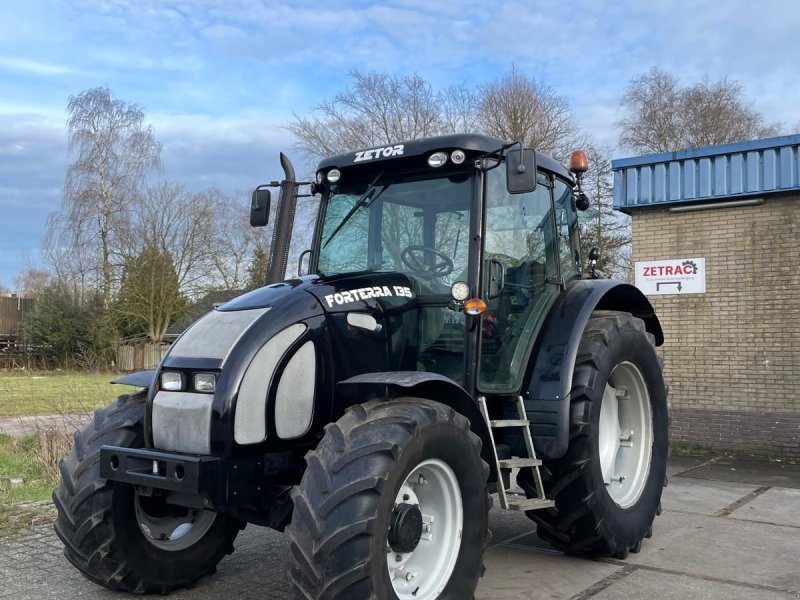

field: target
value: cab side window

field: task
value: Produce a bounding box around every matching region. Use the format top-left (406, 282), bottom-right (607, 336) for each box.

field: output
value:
top-left (553, 178), bottom-right (579, 279)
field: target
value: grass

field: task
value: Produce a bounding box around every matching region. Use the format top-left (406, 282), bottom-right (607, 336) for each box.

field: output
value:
top-left (0, 432), bottom-right (65, 531)
top-left (0, 370), bottom-right (128, 417)
top-left (0, 370), bottom-right (139, 533)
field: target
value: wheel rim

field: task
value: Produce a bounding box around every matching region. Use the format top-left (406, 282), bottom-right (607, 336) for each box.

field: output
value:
top-left (387, 458), bottom-right (463, 599)
top-left (598, 361), bottom-right (654, 508)
top-left (134, 492), bottom-right (217, 551)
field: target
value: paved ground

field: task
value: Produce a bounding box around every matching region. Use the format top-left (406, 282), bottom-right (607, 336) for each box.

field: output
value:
top-left (1, 453), bottom-right (799, 599)
top-left (0, 414), bottom-right (90, 438)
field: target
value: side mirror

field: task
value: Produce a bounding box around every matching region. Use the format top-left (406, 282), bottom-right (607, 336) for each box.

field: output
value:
top-left (506, 146), bottom-right (537, 194)
top-left (588, 247), bottom-right (600, 262)
top-left (575, 192), bottom-right (591, 211)
top-left (250, 186), bottom-right (271, 227)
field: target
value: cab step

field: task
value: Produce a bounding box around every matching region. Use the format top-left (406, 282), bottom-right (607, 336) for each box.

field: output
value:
top-left (478, 395), bottom-right (552, 512)
top-left (496, 492), bottom-right (555, 511)
top-left (498, 457), bottom-right (542, 469)
top-left (489, 419), bottom-right (529, 428)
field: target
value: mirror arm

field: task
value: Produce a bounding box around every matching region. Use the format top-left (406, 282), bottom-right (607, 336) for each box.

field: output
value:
top-left (513, 141), bottom-right (525, 174)
top-left (298, 249), bottom-right (312, 277)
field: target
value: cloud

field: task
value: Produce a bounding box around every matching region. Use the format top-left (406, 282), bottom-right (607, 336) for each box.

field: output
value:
top-left (0, 57), bottom-right (80, 76)
top-left (3, 0), bottom-right (800, 285)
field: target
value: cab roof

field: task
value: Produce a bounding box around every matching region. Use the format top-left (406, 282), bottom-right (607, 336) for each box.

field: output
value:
top-left (316, 133), bottom-right (572, 180)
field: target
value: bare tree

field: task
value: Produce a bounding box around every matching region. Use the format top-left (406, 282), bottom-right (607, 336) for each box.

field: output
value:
top-left (56, 87), bottom-right (161, 306)
top-left (207, 191), bottom-right (267, 292)
top-left (618, 67), bottom-right (781, 154)
top-left (125, 183), bottom-right (218, 297)
top-left (477, 66), bottom-right (583, 162)
top-left (288, 71), bottom-right (445, 160)
top-left (578, 144), bottom-right (632, 280)
top-left (440, 83), bottom-right (480, 135)
top-left (14, 268), bottom-right (52, 298)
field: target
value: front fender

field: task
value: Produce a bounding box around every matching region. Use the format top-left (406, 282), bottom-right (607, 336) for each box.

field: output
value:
top-left (525, 279), bottom-right (662, 459)
top-left (111, 370), bottom-right (156, 389)
top-left (337, 372), bottom-right (496, 481)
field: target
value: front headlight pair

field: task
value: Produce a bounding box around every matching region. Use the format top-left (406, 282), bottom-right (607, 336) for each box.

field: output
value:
top-left (160, 371), bottom-right (216, 393)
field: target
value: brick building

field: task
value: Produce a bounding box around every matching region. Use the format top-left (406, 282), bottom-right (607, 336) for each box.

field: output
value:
top-left (612, 135), bottom-right (800, 457)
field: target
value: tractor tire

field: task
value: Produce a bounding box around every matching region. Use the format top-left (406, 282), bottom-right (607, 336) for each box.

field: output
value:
top-left (524, 311), bottom-right (668, 558)
top-left (286, 398), bottom-right (490, 600)
top-left (53, 391), bottom-right (244, 593)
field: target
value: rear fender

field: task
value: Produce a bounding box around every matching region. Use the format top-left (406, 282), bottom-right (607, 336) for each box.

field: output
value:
top-left (337, 372), bottom-right (496, 482)
top-left (526, 279), bottom-right (662, 459)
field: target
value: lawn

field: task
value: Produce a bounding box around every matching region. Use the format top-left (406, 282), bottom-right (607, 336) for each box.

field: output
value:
top-left (0, 433), bottom-right (62, 530)
top-left (0, 371), bottom-right (132, 417)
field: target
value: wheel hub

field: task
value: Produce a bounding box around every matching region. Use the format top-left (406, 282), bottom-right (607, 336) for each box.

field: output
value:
top-left (134, 491), bottom-right (217, 551)
top-left (598, 361), bottom-right (654, 508)
top-left (388, 503), bottom-right (423, 553)
top-left (387, 459), bottom-right (463, 600)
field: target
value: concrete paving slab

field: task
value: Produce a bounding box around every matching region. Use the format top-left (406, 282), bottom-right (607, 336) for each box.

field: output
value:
top-left (591, 568), bottom-right (797, 600)
top-left (477, 543), bottom-right (622, 599)
top-left (495, 530), bottom-right (554, 553)
top-left (486, 507), bottom-right (537, 547)
top-left (728, 487), bottom-right (800, 528)
top-left (626, 511), bottom-right (800, 593)
top-left (666, 453), bottom-right (711, 478)
top-left (679, 459), bottom-right (800, 489)
top-left (660, 476), bottom-right (760, 515)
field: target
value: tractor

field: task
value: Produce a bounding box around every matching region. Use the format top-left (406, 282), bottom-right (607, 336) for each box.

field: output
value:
top-left (54, 134), bottom-right (668, 599)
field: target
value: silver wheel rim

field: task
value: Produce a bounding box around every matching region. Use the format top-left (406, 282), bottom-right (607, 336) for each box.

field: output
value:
top-left (134, 493), bottom-right (217, 551)
top-left (598, 361), bottom-right (654, 508)
top-left (387, 458), bottom-right (463, 599)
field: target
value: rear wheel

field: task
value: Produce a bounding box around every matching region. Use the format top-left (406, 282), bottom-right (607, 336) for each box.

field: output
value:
top-left (286, 398), bottom-right (490, 599)
top-left (53, 391), bottom-right (243, 593)
top-left (524, 311), bottom-right (668, 558)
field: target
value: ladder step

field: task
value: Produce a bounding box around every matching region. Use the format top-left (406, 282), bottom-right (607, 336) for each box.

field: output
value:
top-left (489, 419), bottom-right (529, 428)
top-left (498, 457), bottom-right (542, 469)
top-left (498, 493), bottom-right (555, 511)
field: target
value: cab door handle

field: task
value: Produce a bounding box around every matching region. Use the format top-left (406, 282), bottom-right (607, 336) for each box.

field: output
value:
top-left (488, 259), bottom-right (505, 299)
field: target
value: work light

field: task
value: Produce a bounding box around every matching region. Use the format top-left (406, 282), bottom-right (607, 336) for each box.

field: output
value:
top-left (428, 152), bottom-right (448, 167)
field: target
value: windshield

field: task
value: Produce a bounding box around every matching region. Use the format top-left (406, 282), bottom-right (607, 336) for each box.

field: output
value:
top-left (317, 172), bottom-right (473, 291)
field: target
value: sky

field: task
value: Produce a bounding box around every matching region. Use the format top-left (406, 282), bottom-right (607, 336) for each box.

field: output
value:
top-left (1, 0), bottom-right (800, 289)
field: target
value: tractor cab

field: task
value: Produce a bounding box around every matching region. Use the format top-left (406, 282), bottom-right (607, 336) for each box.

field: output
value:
top-left (296, 134), bottom-right (584, 394)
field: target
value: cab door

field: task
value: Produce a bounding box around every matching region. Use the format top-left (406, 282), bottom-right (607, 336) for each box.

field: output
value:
top-left (479, 168), bottom-right (560, 393)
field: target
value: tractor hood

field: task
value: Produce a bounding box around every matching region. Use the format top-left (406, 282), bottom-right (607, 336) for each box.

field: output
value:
top-left (216, 272), bottom-right (420, 315)
top-left (148, 271), bottom-right (424, 456)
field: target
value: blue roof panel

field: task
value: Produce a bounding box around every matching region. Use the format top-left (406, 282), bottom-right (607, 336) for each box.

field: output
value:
top-left (612, 134), bottom-right (800, 211)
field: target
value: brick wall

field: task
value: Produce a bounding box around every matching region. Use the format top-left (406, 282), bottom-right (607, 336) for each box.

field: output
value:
top-left (630, 194), bottom-right (800, 456)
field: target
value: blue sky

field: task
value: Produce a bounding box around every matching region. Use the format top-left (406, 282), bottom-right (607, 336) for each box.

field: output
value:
top-left (1, 0), bottom-right (799, 289)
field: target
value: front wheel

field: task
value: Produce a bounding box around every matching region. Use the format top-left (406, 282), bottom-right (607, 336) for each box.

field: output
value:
top-left (53, 392), bottom-right (244, 593)
top-left (286, 398), bottom-right (490, 600)
top-left (524, 311), bottom-right (668, 558)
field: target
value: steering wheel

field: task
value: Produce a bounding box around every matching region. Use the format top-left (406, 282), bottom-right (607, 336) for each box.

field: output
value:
top-left (400, 246), bottom-right (454, 278)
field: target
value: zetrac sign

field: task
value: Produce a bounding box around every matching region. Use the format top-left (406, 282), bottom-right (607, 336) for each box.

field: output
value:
top-left (634, 258), bottom-right (706, 295)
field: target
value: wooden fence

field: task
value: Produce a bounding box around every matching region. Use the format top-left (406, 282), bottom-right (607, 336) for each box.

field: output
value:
top-left (116, 343), bottom-right (170, 371)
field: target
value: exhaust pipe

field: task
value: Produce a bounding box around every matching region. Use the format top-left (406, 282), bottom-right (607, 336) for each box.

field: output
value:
top-left (267, 153), bottom-right (299, 284)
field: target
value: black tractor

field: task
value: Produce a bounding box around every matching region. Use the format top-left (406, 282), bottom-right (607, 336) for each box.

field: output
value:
top-left (54, 134), bottom-right (668, 599)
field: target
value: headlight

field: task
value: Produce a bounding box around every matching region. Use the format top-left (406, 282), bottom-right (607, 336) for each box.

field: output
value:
top-left (327, 168), bottom-right (341, 183)
top-left (194, 373), bottom-right (216, 394)
top-left (160, 371), bottom-right (184, 391)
